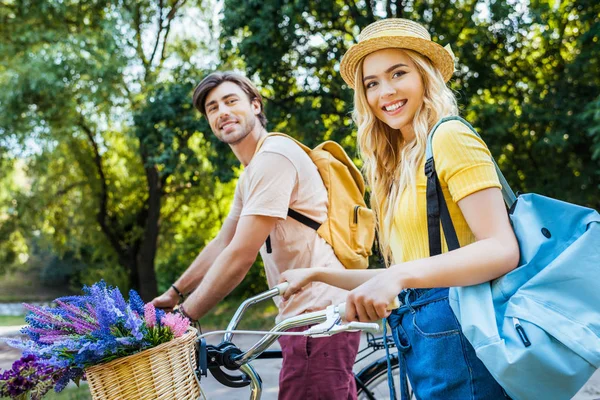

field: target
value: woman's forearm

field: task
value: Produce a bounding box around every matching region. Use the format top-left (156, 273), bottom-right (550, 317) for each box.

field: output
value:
top-left (313, 268), bottom-right (385, 291)
top-left (391, 236), bottom-right (519, 290)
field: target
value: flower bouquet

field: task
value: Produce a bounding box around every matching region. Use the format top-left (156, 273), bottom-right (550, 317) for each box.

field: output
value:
top-left (0, 281), bottom-right (202, 400)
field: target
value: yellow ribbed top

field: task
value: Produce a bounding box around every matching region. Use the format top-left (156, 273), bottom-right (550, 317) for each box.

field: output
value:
top-left (390, 120), bottom-right (501, 263)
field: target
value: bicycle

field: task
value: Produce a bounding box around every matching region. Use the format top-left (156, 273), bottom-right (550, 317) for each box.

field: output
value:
top-left (193, 282), bottom-right (411, 399)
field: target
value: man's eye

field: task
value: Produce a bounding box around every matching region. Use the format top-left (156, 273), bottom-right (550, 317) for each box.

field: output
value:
top-left (227, 99), bottom-right (238, 104)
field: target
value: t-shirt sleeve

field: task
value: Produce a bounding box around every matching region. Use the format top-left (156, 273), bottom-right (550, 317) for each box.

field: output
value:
top-left (432, 120), bottom-right (501, 203)
top-left (228, 177), bottom-right (244, 220)
top-left (240, 151), bottom-right (298, 219)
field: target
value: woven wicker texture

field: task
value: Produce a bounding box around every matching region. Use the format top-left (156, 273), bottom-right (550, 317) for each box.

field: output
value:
top-left (340, 18), bottom-right (455, 88)
top-left (86, 328), bottom-right (201, 400)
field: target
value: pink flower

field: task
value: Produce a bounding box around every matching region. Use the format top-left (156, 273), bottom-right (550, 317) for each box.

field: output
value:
top-left (160, 313), bottom-right (190, 337)
top-left (144, 303), bottom-right (156, 328)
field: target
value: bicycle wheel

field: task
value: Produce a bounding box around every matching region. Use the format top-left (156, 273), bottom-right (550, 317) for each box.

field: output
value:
top-left (355, 355), bottom-right (414, 399)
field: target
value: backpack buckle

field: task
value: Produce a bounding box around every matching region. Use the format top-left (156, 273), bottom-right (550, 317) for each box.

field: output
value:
top-left (424, 158), bottom-right (435, 178)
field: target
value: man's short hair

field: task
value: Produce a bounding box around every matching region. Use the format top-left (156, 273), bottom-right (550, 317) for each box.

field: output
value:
top-left (193, 71), bottom-right (268, 129)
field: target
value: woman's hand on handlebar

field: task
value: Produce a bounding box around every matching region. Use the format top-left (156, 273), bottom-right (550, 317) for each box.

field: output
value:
top-left (278, 268), bottom-right (320, 300)
top-left (345, 271), bottom-right (400, 322)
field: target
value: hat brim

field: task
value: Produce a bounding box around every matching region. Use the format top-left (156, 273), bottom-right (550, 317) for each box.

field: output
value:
top-left (340, 36), bottom-right (455, 89)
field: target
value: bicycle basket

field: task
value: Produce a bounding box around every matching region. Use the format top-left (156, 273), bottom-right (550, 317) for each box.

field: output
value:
top-left (86, 327), bottom-right (203, 400)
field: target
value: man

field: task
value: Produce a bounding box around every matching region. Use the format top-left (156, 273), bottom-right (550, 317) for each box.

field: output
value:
top-left (151, 71), bottom-right (361, 399)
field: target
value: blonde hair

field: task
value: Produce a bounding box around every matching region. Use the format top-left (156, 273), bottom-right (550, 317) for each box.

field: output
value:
top-left (352, 49), bottom-right (458, 265)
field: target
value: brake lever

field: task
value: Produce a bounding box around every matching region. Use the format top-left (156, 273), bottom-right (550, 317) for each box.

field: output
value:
top-left (303, 304), bottom-right (381, 337)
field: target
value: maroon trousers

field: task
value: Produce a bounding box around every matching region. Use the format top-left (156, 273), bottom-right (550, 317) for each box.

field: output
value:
top-left (277, 327), bottom-right (361, 400)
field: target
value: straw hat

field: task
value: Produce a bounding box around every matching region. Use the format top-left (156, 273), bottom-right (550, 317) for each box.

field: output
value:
top-left (340, 19), bottom-right (456, 88)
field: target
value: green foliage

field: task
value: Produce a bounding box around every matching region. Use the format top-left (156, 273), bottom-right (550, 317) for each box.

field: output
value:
top-left (220, 0), bottom-right (600, 209)
top-left (1, 0), bottom-right (598, 306)
top-left (0, 0), bottom-right (226, 300)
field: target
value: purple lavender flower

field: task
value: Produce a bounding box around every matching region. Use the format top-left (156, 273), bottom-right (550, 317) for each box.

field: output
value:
top-left (155, 308), bottom-right (166, 328)
top-left (124, 306), bottom-right (146, 341)
top-left (4, 280), bottom-right (187, 396)
top-left (128, 289), bottom-right (145, 316)
top-left (112, 288), bottom-right (128, 314)
top-left (0, 354), bottom-right (62, 399)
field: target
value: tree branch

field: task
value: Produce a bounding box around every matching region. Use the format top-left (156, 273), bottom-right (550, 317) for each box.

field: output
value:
top-left (159, 0), bottom-right (188, 65)
top-left (124, 3), bottom-right (148, 69)
top-left (396, 0), bottom-right (403, 18)
top-left (54, 181), bottom-right (88, 198)
top-left (365, 0), bottom-right (375, 21)
top-left (77, 118), bottom-right (123, 255)
top-left (159, 15), bottom-right (173, 65)
top-left (149, 0), bottom-right (165, 66)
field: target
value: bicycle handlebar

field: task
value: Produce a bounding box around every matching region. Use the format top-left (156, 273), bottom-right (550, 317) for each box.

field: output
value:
top-left (337, 296), bottom-right (401, 321)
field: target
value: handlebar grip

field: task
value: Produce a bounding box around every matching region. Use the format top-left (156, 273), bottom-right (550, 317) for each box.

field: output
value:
top-left (337, 296), bottom-right (401, 321)
top-left (273, 282), bottom-right (289, 296)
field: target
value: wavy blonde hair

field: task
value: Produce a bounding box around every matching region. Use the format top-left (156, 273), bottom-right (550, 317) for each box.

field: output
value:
top-left (352, 49), bottom-right (458, 266)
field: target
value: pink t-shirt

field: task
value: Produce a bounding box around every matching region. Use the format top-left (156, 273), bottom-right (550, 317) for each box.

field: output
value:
top-left (229, 135), bottom-right (348, 321)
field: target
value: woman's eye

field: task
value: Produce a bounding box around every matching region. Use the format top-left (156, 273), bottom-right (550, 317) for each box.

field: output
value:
top-left (365, 81), bottom-right (378, 89)
top-left (392, 71), bottom-right (406, 79)
top-left (227, 99), bottom-right (238, 104)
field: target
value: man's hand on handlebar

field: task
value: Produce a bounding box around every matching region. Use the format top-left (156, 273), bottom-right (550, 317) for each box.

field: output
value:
top-left (151, 287), bottom-right (180, 312)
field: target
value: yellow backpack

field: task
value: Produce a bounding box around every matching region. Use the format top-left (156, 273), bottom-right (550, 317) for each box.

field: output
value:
top-left (255, 133), bottom-right (376, 269)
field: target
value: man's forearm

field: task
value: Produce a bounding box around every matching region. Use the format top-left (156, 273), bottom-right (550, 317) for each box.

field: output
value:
top-left (181, 245), bottom-right (255, 320)
top-left (174, 237), bottom-right (227, 295)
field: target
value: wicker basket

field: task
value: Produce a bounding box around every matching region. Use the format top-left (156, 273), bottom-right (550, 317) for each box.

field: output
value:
top-left (86, 327), bottom-right (204, 400)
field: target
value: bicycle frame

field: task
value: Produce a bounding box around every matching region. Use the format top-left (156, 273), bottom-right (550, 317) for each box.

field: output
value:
top-left (197, 283), bottom-right (383, 400)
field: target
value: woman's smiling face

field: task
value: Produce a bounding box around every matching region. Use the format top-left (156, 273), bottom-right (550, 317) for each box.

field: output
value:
top-left (362, 48), bottom-right (424, 140)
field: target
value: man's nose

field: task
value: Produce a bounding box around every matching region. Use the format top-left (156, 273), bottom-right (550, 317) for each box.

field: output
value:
top-left (216, 104), bottom-right (231, 122)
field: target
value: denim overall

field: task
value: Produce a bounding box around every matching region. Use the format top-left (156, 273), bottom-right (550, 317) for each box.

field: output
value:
top-left (385, 287), bottom-right (509, 400)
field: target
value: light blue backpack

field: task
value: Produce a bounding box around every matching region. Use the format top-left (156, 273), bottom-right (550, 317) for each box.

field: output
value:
top-left (425, 116), bottom-right (600, 400)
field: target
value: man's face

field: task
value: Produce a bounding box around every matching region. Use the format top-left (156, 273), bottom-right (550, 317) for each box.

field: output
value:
top-left (204, 81), bottom-right (261, 145)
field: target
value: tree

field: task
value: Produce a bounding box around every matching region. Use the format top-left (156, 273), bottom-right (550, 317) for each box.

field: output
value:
top-left (219, 0), bottom-right (600, 208)
top-left (0, 0), bottom-right (224, 299)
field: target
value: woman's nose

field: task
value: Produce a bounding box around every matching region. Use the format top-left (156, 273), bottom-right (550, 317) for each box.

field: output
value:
top-left (380, 80), bottom-right (397, 98)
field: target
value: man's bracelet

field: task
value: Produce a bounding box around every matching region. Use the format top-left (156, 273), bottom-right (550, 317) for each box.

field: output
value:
top-left (177, 304), bottom-right (202, 333)
top-left (171, 284), bottom-right (185, 303)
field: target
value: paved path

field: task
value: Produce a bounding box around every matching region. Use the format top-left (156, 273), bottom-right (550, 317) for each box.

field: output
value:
top-left (1, 326), bottom-right (599, 399)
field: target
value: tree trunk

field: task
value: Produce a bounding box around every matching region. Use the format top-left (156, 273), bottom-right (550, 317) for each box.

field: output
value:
top-left (135, 165), bottom-right (162, 301)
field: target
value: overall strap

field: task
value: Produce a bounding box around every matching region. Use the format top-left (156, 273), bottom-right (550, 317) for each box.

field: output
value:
top-left (383, 319), bottom-right (398, 400)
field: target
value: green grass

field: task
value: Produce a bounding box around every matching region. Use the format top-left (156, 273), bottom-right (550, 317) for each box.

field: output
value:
top-left (0, 296), bottom-right (277, 330)
top-left (0, 315), bottom-right (25, 326)
top-left (0, 271), bottom-right (78, 303)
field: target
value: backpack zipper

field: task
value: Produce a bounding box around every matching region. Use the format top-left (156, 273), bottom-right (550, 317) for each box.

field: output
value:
top-left (354, 206), bottom-right (360, 224)
top-left (512, 317), bottom-right (531, 347)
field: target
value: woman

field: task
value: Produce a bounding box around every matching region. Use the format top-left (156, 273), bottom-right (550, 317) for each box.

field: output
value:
top-left (280, 19), bottom-right (519, 399)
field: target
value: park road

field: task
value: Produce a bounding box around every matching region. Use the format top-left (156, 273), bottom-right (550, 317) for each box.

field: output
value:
top-left (1, 327), bottom-right (599, 399)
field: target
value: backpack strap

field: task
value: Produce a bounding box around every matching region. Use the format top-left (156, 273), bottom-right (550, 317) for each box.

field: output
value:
top-left (426, 116), bottom-right (516, 208)
top-left (425, 116), bottom-right (516, 256)
top-left (425, 156), bottom-right (460, 256)
top-left (254, 133), bottom-right (321, 253)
